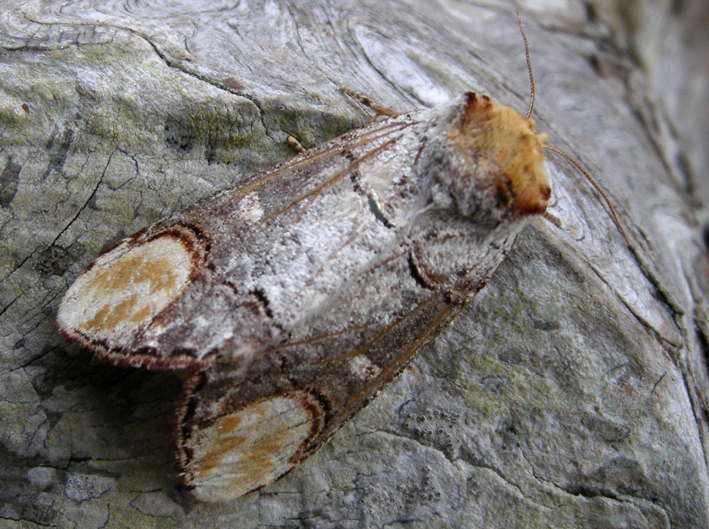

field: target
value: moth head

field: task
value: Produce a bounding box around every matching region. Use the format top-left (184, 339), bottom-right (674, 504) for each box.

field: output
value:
top-left (445, 92), bottom-right (551, 219)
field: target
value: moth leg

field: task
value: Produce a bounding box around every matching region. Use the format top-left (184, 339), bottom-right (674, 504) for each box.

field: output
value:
top-left (339, 86), bottom-right (398, 117)
top-left (543, 211), bottom-right (562, 228)
top-left (286, 135), bottom-right (306, 153)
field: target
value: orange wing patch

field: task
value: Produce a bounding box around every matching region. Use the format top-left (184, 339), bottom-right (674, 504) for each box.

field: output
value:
top-left (182, 392), bottom-right (325, 502)
top-left (57, 234), bottom-right (194, 341)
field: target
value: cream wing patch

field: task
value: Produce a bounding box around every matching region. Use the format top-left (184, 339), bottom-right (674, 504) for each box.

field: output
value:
top-left (184, 392), bottom-right (324, 502)
top-left (57, 235), bottom-right (194, 341)
top-left (349, 354), bottom-right (381, 380)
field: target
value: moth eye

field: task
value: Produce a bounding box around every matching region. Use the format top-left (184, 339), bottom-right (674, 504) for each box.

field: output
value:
top-left (183, 392), bottom-right (325, 502)
top-left (57, 230), bottom-right (200, 343)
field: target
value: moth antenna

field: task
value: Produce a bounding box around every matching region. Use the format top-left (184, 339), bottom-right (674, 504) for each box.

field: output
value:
top-left (516, 7), bottom-right (535, 119)
top-left (339, 86), bottom-right (398, 117)
top-left (544, 144), bottom-right (630, 246)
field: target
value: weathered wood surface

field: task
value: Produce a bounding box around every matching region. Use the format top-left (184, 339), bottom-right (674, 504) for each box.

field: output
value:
top-left (1, 0), bottom-right (709, 527)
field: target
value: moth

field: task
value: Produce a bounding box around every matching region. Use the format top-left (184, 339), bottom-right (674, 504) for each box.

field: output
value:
top-left (55, 15), bottom-right (603, 502)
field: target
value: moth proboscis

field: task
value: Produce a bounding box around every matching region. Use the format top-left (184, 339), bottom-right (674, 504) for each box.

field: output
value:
top-left (56, 11), bottom-right (625, 502)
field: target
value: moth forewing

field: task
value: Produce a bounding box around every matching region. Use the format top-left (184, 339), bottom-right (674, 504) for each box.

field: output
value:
top-left (57, 115), bottom-right (415, 369)
top-left (57, 90), bottom-right (551, 501)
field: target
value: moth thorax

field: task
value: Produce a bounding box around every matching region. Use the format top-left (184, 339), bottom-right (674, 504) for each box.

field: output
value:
top-left (183, 392), bottom-right (325, 502)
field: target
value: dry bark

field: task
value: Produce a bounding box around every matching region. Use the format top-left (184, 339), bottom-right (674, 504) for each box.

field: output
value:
top-left (1, 0), bottom-right (709, 527)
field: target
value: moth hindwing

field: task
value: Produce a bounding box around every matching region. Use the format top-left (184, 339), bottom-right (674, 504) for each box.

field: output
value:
top-left (57, 92), bottom-right (551, 502)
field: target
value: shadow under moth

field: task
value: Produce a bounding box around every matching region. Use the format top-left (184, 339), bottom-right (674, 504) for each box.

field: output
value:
top-left (55, 15), bottom-right (614, 502)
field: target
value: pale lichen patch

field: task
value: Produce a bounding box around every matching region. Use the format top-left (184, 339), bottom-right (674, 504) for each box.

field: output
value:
top-left (185, 393), bottom-right (323, 502)
top-left (57, 235), bottom-right (193, 341)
